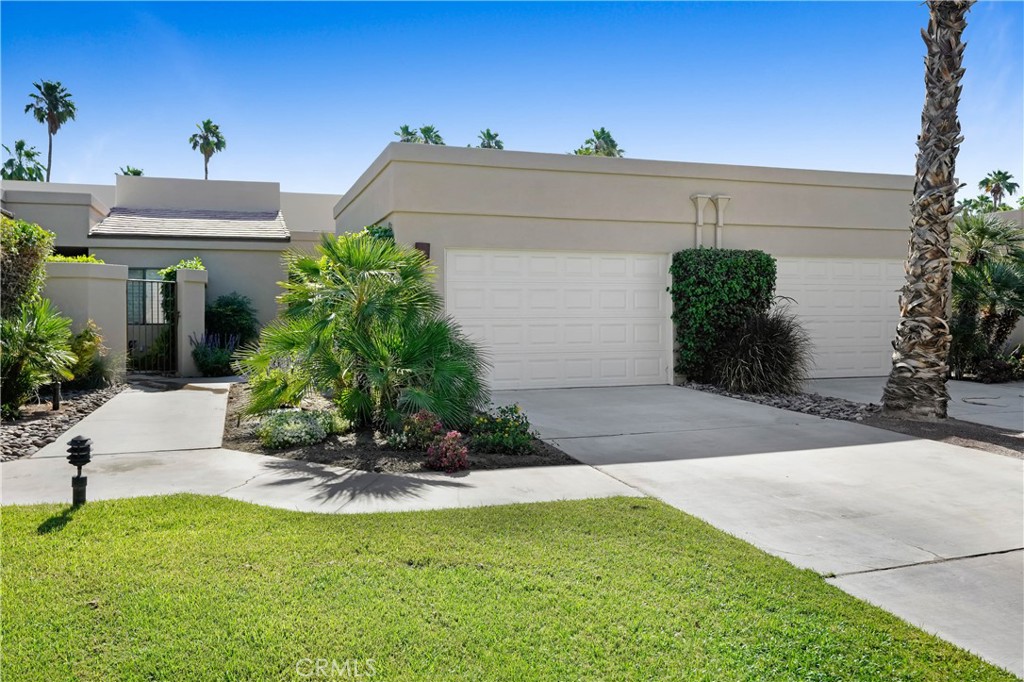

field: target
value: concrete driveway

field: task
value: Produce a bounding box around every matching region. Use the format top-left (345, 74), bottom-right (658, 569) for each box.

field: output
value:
top-left (806, 377), bottom-right (1024, 432)
top-left (494, 385), bottom-right (1024, 676)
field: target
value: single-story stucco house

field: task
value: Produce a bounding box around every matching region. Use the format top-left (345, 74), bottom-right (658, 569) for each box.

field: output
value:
top-left (4, 143), bottom-right (940, 384)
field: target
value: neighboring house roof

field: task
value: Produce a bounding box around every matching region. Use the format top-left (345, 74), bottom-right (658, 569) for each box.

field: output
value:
top-left (89, 206), bottom-right (290, 241)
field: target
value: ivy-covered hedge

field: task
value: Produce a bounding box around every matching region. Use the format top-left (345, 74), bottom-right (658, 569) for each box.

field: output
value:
top-left (669, 248), bottom-right (777, 380)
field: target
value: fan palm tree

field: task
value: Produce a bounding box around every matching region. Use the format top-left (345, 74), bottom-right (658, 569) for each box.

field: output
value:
top-left (978, 170), bottom-right (1019, 209)
top-left (1, 140), bottom-right (46, 181)
top-left (23, 80), bottom-right (77, 182)
top-left (953, 260), bottom-right (1024, 354)
top-left (882, 0), bottom-right (973, 421)
top-left (418, 125), bottom-right (445, 145)
top-left (573, 127), bottom-right (624, 157)
top-left (118, 165), bottom-right (143, 176)
top-left (952, 213), bottom-right (1024, 266)
top-left (477, 129), bottom-right (504, 149)
top-left (236, 233), bottom-right (488, 429)
top-left (188, 119), bottom-right (227, 180)
top-left (394, 125), bottom-right (422, 143)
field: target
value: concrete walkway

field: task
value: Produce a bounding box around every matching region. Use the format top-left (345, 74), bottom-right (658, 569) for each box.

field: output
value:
top-left (0, 381), bottom-right (639, 513)
top-left (806, 377), bottom-right (1024, 432)
top-left (494, 385), bottom-right (1024, 676)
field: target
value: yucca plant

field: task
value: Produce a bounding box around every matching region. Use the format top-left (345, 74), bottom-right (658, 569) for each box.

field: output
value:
top-left (236, 233), bottom-right (488, 429)
top-left (711, 306), bottom-right (813, 395)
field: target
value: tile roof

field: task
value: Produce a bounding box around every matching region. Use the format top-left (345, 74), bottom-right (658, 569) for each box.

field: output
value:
top-left (89, 206), bottom-right (290, 241)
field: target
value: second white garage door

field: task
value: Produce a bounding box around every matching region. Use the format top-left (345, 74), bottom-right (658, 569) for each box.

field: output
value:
top-left (776, 257), bottom-right (905, 378)
top-left (445, 249), bottom-right (673, 390)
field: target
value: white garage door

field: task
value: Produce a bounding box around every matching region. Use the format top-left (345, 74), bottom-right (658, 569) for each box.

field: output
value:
top-left (445, 249), bottom-right (673, 390)
top-left (776, 258), bottom-right (905, 378)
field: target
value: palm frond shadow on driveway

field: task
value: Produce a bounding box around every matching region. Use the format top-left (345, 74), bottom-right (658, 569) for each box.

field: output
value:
top-left (254, 458), bottom-right (468, 505)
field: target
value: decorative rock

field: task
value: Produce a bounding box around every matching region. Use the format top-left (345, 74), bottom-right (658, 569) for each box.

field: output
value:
top-left (683, 382), bottom-right (881, 422)
top-left (0, 385), bottom-right (124, 462)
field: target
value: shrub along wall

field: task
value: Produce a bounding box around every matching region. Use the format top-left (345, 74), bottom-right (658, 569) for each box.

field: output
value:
top-left (669, 248), bottom-right (776, 381)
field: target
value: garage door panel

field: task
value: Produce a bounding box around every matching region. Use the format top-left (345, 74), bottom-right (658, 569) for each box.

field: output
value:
top-left (446, 249), bottom-right (672, 389)
top-left (777, 258), bottom-right (904, 378)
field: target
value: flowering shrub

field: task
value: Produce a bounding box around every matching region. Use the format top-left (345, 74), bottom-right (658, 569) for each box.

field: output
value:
top-left (257, 410), bottom-right (328, 449)
top-left (311, 409), bottom-right (351, 435)
top-left (425, 431), bottom-right (469, 473)
top-left (471, 404), bottom-right (536, 455)
top-left (402, 410), bottom-right (444, 450)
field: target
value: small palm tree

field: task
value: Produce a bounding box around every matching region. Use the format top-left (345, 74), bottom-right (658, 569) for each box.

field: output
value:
top-left (573, 127), bottom-right (624, 157)
top-left (1, 140), bottom-right (46, 181)
top-left (952, 213), bottom-right (1024, 266)
top-left (477, 129), bottom-right (504, 149)
top-left (418, 125), bottom-right (445, 145)
top-left (394, 125), bottom-right (422, 143)
top-left (24, 80), bottom-right (77, 182)
top-left (882, 0), bottom-right (973, 420)
top-left (188, 119), bottom-right (227, 180)
top-left (119, 165), bottom-right (144, 176)
top-left (978, 170), bottom-right (1019, 209)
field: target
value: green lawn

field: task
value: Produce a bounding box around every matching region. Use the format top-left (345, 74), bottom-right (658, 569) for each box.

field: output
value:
top-left (1, 495), bottom-right (1014, 681)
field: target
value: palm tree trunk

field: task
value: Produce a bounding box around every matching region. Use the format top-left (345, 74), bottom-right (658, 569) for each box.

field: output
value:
top-left (204, 155), bottom-right (209, 180)
top-left (45, 129), bottom-right (53, 182)
top-left (882, 0), bottom-right (973, 421)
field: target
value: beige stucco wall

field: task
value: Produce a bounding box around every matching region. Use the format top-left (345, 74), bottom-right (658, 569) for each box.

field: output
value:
top-left (43, 261), bottom-right (128, 371)
top-left (115, 175), bottom-right (280, 212)
top-left (281, 192), bottom-right (342, 233)
top-left (2, 179), bottom-right (115, 208)
top-left (335, 144), bottom-right (914, 288)
top-left (87, 241), bottom-right (291, 326)
top-left (1, 189), bottom-right (108, 248)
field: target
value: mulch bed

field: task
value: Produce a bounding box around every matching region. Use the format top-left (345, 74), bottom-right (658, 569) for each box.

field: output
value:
top-left (1, 385), bottom-right (125, 461)
top-left (222, 383), bottom-right (577, 473)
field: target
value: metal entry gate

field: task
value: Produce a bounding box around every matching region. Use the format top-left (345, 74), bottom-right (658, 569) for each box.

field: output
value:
top-left (126, 279), bottom-right (177, 373)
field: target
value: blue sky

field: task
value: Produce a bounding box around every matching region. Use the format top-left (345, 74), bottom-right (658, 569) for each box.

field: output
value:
top-left (2, 1), bottom-right (1021, 199)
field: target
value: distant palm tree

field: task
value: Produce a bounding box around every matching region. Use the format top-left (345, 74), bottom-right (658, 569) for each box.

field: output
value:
top-left (418, 125), bottom-right (445, 145)
top-left (188, 119), bottom-right (227, 180)
top-left (24, 80), bottom-right (77, 182)
top-left (978, 170), bottom-right (1019, 209)
top-left (119, 165), bottom-right (144, 176)
top-left (477, 129), bottom-right (504, 149)
top-left (573, 127), bottom-right (624, 157)
top-left (1, 140), bottom-right (46, 181)
top-left (952, 213), bottom-right (1024, 266)
top-left (882, 0), bottom-right (973, 421)
top-left (395, 125), bottom-right (422, 143)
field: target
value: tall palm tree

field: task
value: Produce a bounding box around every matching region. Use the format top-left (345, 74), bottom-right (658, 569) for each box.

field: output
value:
top-left (188, 119), bottom-right (227, 180)
top-left (394, 125), bottom-right (422, 143)
top-left (978, 170), bottom-right (1019, 209)
top-left (882, 0), bottom-right (973, 421)
top-left (418, 125), bottom-right (445, 145)
top-left (1, 140), bottom-right (46, 181)
top-left (573, 127), bottom-right (624, 157)
top-left (477, 129), bottom-right (504, 149)
top-left (118, 165), bottom-right (144, 176)
top-left (24, 80), bottom-right (77, 182)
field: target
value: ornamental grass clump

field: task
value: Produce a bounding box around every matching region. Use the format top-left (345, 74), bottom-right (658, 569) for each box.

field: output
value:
top-left (425, 431), bottom-right (469, 473)
top-left (711, 306), bottom-right (812, 395)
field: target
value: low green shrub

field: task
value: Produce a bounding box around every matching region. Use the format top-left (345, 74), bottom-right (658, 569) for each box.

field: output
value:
top-left (190, 333), bottom-right (238, 377)
top-left (364, 224), bottom-right (394, 241)
top-left (46, 254), bottom-right (105, 264)
top-left (66, 321), bottom-right (121, 389)
top-left (206, 293), bottom-right (259, 345)
top-left (471, 404), bottom-right (535, 454)
top-left (402, 410), bottom-right (444, 450)
top-left (670, 248), bottom-right (776, 380)
top-left (158, 257), bottom-right (205, 279)
top-left (425, 430), bottom-right (469, 473)
top-left (974, 357), bottom-right (1016, 384)
top-left (1, 215), bottom-right (55, 317)
top-left (0, 299), bottom-right (77, 419)
top-left (312, 409), bottom-right (351, 435)
top-left (257, 410), bottom-right (328, 449)
top-left (711, 306), bottom-right (813, 394)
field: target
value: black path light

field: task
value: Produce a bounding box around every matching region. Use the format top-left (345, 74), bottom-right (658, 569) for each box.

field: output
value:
top-left (66, 435), bottom-right (92, 506)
